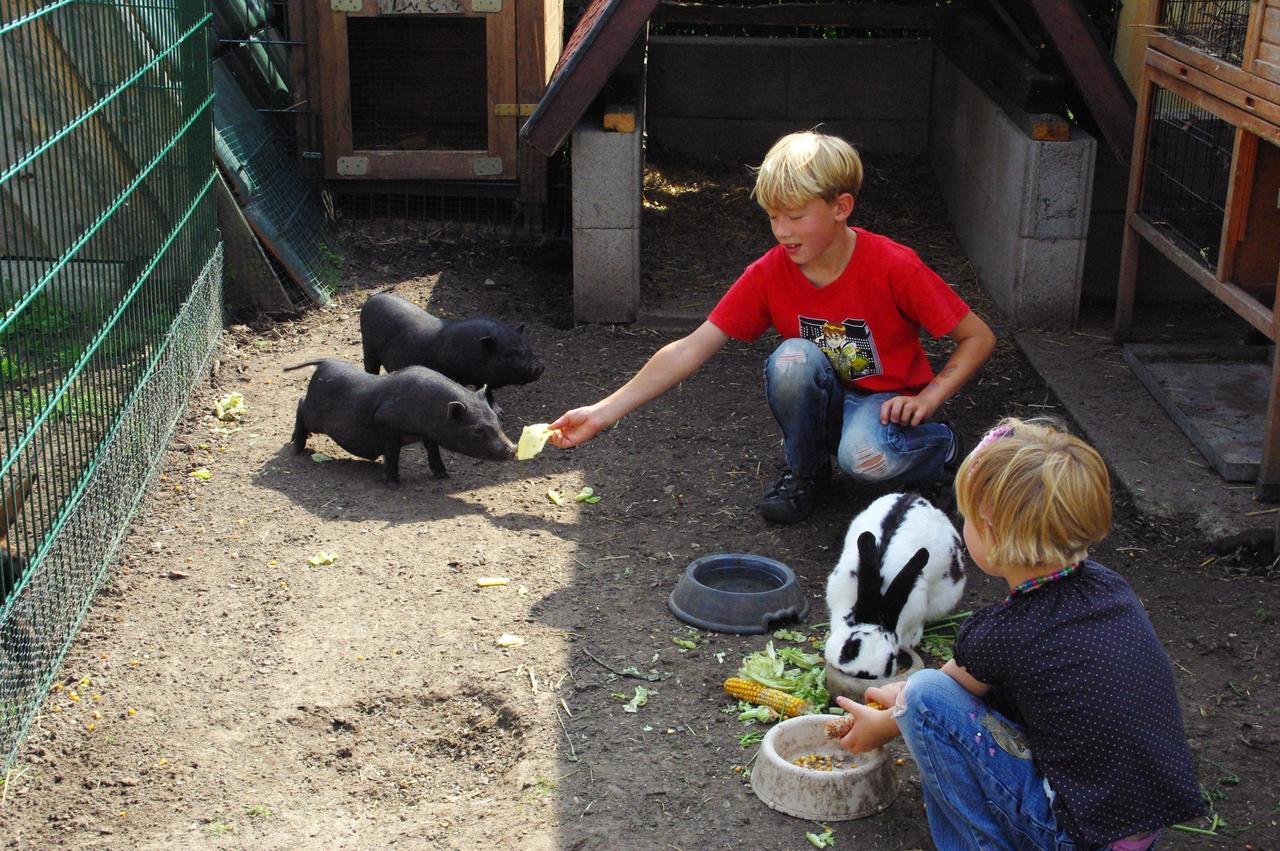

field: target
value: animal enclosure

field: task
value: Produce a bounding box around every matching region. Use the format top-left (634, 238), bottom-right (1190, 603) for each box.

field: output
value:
top-left (0, 0), bottom-right (221, 769)
top-left (1116, 0), bottom-right (1280, 499)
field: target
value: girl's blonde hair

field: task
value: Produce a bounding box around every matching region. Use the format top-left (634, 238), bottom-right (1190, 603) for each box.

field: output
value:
top-left (955, 417), bottom-right (1111, 570)
top-left (752, 130), bottom-right (864, 212)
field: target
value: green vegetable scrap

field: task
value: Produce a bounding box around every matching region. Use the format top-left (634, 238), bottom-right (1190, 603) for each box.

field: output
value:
top-left (311, 452), bottom-right (335, 463)
top-left (622, 686), bottom-right (649, 713)
top-left (306, 551), bottom-right (337, 566)
top-left (737, 641), bottom-right (829, 711)
top-left (920, 610), bottom-right (973, 662)
top-left (672, 637), bottom-right (696, 650)
top-left (806, 826), bottom-right (836, 848)
top-left (574, 486), bottom-right (602, 504)
top-left (546, 488), bottom-right (565, 506)
top-left (214, 392), bottom-right (246, 422)
top-left (188, 468), bottom-right (212, 481)
top-left (737, 730), bottom-right (764, 747)
top-left (737, 703), bottom-right (778, 724)
top-left (773, 628), bottom-right (807, 642)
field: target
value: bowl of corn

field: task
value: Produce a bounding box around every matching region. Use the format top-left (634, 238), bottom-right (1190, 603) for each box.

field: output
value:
top-left (749, 714), bottom-right (898, 821)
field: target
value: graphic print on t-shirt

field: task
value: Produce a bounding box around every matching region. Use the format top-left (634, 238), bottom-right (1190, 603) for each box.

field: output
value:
top-left (799, 316), bottom-right (881, 383)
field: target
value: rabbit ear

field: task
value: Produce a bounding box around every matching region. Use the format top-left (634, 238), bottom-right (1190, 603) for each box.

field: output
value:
top-left (880, 547), bottom-right (930, 628)
top-left (853, 531), bottom-right (881, 623)
top-left (0, 466), bottom-right (37, 546)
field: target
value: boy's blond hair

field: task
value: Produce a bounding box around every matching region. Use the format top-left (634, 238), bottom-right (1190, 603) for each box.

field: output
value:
top-left (752, 130), bottom-right (864, 212)
top-left (955, 417), bottom-right (1111, 571)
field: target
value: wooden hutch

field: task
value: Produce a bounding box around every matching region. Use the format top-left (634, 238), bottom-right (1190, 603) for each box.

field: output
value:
top-left (1115, 0), bottom-right (1280, 499)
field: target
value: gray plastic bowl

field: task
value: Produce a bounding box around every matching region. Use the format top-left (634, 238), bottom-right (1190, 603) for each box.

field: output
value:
top-left (667, 553), bottom-right (808, 634)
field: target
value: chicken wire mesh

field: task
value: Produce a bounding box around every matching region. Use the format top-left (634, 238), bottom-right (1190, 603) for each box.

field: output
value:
top-left (1138, 85), bottom-right (1236, 270)
top-left (1158, 0), bottom-right (1253, 65)
top-left (0, 0), bottom-right (222, 769)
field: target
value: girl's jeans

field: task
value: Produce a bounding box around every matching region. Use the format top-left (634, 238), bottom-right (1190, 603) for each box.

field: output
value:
top-left (763, 338), bottom-right (953, 485)
top-left (898, 669), bottom-right (1079, 850)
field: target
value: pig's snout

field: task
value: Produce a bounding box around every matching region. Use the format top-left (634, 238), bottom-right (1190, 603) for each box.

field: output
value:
top-left (529, 360), bottom-right (545, 379)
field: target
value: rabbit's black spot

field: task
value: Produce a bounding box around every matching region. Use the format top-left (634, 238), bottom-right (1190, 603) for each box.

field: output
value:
top-left (895, 648), bottom-right (912, 670)
top-left (949, 550), bottom-right (965, 582)
top-left (883, 657), bottom-right (895, 679)
top-left (839, 637), bottom-right (862, 666)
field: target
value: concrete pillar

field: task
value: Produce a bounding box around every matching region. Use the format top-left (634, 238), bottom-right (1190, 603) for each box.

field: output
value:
top-left (930, 54), bottom-right (1097, 328)
top-left (571, 120), bottom-right (643, 324)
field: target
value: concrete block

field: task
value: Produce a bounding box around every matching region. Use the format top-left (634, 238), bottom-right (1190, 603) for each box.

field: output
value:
top-left (930, 54), bottom-right (1095, 328)
top-left (648, 38), bottom-right (789, 120)
top-left (573, 227), bottom-right (640, 324)
top-left (787, 41), bottom-right (933, 121)
top-left (647, 116), bottom-right (928, 161)
top-left (572, 122), bottom-right (642, 230)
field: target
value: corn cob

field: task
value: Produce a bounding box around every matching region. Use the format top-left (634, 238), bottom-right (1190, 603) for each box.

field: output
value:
top-left (824, 700), bottom-right (885, 739)
top-left (723, 677), bottom-right (809, 718)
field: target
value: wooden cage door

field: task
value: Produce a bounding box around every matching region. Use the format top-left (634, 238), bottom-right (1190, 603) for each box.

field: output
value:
top-left (1245, 0), bottom-right (1280, 87)
top-left (316, 0), bottom-right (517, 180)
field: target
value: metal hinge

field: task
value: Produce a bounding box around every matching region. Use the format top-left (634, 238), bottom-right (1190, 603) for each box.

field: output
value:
top-left (472, 157), bottom-right (503, 176)
top-left (331, 0), bottom-right (360, 10)
top-left (336, 157), bottom-right (368, 176)
top-left (494, 103), bottom-right (538, 117)
top-left (472, 0), bottom-right (501, 11)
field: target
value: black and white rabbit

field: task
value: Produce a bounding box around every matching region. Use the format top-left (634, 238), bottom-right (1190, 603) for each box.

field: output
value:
top-left (824, 492), bottom-right (965, 680)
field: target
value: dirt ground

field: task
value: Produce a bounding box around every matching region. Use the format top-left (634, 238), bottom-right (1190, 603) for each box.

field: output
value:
top-left (0, 155), bottom-right (1277, 850)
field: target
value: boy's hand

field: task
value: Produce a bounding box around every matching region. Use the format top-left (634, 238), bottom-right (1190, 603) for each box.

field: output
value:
top-left (865, 681), bottom-right (907, 708)
top-left (548, 406), bottom-right (610, 448)
top-left (832, 695), bottom-right (901, 752)
top-left (880, 393), bottom-right (939, 427)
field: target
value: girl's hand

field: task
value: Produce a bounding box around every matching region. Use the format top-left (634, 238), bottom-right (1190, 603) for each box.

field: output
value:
top-left (833, 695), bottom-right (901, 752)
top-left (548, 406), bottom-right (610, 448)
top-left (865, 681), bottom-right (907, 708)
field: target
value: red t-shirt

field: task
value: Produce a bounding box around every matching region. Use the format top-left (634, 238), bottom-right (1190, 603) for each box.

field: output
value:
top-left (707, 227), bottom-right (971, 394)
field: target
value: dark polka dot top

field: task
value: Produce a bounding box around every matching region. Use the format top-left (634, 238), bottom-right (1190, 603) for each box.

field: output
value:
top-left (954, 560), bottom-right (1205, 846)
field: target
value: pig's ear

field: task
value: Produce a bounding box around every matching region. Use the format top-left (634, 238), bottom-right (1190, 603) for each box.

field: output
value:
top-left (480, 336), bottom-right (496, 354)
top-left (475, 384), bottom-right (488, 398)
top-left (515, 322), bottom-right (526, 334)
top-left (448, 401), bottom-right (466, 419)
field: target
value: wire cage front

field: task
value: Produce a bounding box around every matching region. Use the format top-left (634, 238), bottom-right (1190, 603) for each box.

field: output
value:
top-left (347, 16), bottom-right (489, 151)
top-left (1138, 85), bottom-right (1236, 270)
top-left (1158, 0), bottom-right (1253, 64)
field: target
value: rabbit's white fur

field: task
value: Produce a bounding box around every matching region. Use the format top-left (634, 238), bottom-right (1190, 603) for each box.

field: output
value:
top-left (825, 492), bottom-right (965, 680)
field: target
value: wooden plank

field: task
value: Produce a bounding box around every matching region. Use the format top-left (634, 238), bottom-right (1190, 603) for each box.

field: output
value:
top-left (515, 0), bottom-right (555, 215)
top-left (287, 0), bottom-right (315, 158)
top-left (316, 0), bottom-right (351, 178)
top-left (1152, 35), bottom-right (1280, 110)
top-left (1218, 128), bottom-right (1254, 285)
top-left (1229, 134), bottom-right (1280, 286)
top-left (651, 1), bottom-right (937, 31)
top-left (521, 0), bottom-right (660, 156)
top-left (1024, 0), bottom-right (1136, 162)
top-left (1113, 74), bottom-right (1155, 342)
top-left (486, 3), bottom-right (518, 179)
top-left (338, 149), bottom-right (504, 180)
top-left (1130, 212), bottom-right (1274, 336)
top-left (1146, 49), bottom-right (1280, 130)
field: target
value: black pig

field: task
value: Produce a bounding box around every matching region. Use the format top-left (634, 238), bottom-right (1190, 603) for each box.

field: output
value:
top-left (286, 359), bottom-right (515, 486)
top-left (359, 291), bottom-right (544, 408)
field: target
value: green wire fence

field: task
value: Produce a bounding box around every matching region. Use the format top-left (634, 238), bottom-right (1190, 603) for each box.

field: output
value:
top-left (0, 0), bottom-right (221, 770)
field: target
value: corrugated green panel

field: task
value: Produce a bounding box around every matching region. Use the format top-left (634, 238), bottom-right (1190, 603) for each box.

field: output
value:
top-left (0, 0), bottom-right (222, 770)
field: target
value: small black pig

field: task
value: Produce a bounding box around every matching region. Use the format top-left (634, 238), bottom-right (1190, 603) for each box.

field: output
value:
top-left (286, 359), bottom-right (515, 486)
top-left (359, 291), bottom-right (544, 408)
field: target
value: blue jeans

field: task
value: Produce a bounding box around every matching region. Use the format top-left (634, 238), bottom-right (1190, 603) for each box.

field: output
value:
top-left (762, 338), bottom-right (953, 485)
top-left (898, 669), bottom-right (1078, 850)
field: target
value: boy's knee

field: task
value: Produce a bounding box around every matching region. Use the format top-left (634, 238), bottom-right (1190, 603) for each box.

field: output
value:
top-left (764, 339), bottom-right (827, 396)
top-left (836, 440), bottom-right (893, 483)
top-left (902, 668), bottom-right (956, 715)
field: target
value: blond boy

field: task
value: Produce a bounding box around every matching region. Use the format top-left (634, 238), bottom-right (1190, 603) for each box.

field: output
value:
top-left (551, 130), bottom-right (995, 523)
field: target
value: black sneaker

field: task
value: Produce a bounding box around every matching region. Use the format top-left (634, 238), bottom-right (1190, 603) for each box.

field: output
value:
top-left (759, 467), bottom-right (829, 525)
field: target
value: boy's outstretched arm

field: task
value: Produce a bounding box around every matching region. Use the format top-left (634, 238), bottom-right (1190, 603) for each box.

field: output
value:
top-left (549, 321), bottom-right (730, 447)
top-left (880, 311), bottom-right (997, 427)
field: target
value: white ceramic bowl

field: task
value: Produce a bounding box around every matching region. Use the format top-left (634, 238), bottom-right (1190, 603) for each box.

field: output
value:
top-left (823, 647), bottom-right (924, 704)
top-left (750, 715), bottom-right (898, 821)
